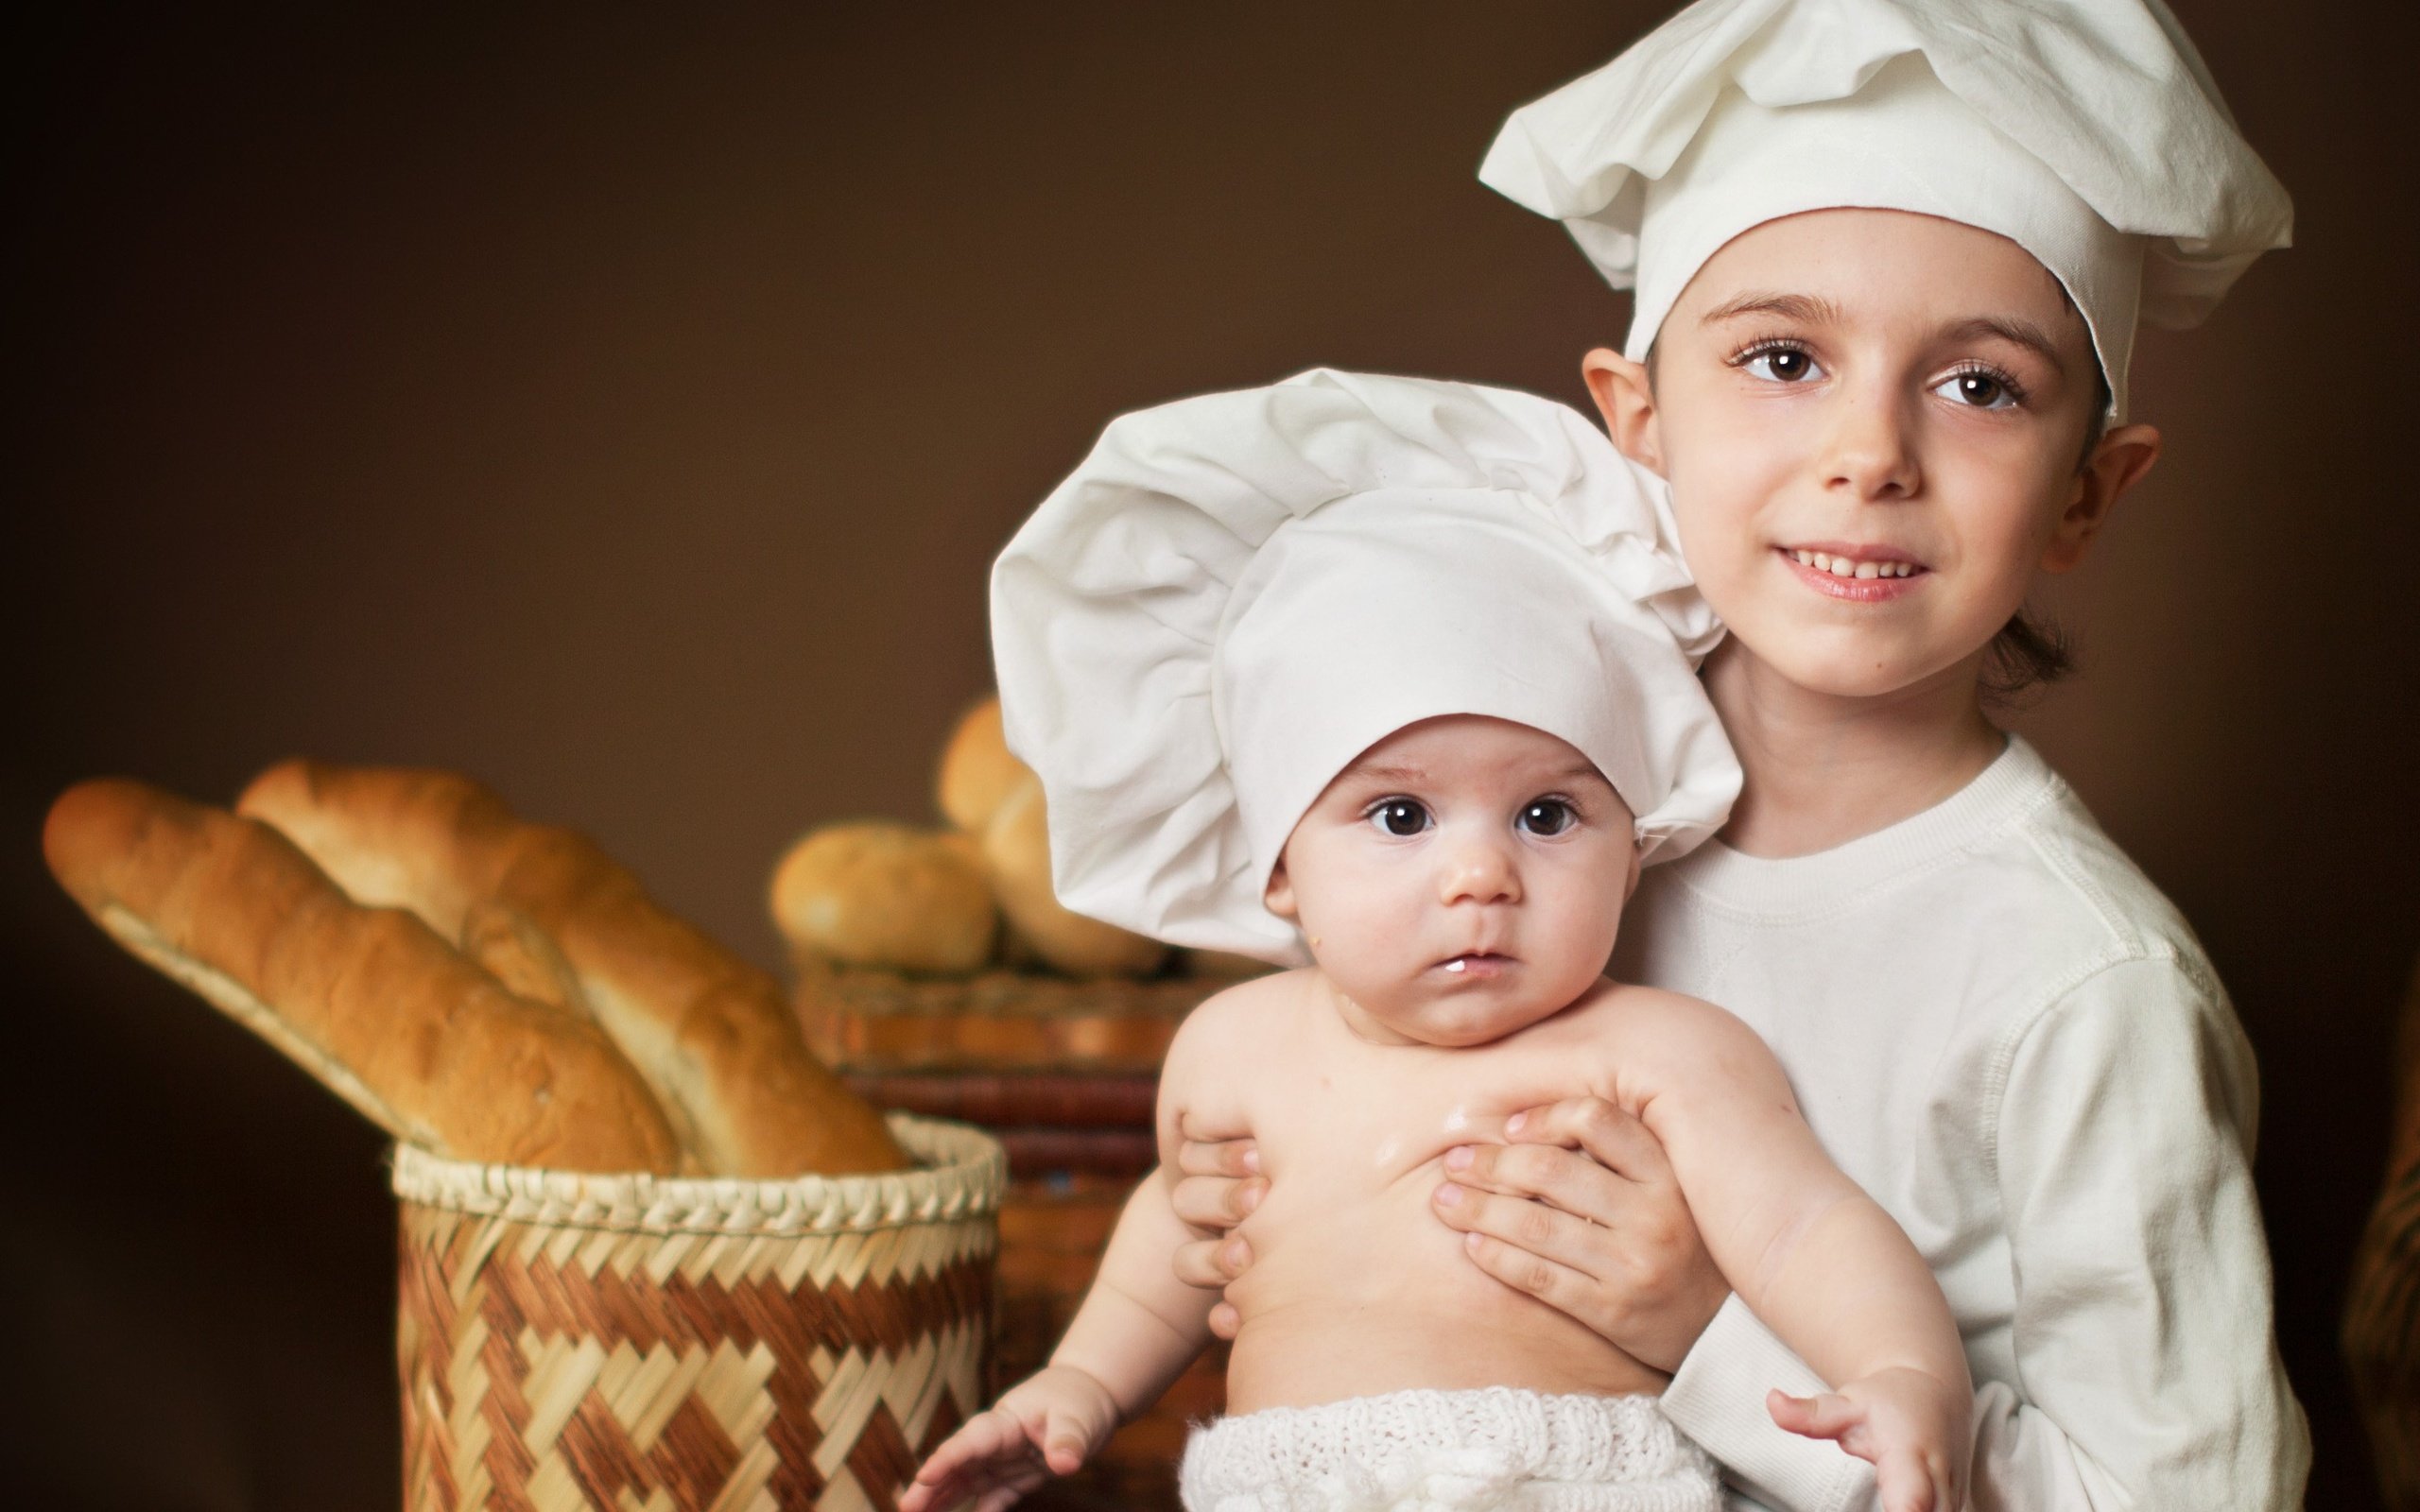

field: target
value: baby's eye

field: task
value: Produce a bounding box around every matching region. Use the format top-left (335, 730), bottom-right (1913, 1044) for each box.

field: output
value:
top-left (1517, 799), bottom-right (1576, 836)
top-left (1368, 799), bottom-right (1430, 837)
top-left (1933, 368), bottom-right (2021, 410)
top-left (1739, 345), bottom-right (1824, 384)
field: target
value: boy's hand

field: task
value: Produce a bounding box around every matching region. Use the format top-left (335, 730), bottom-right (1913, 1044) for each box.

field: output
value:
top-left (1429, 1096), bottom-right (1728, 1372)
top-left (1768, 1366), bottom-right (1968, 1512)
top-left (1168, 1134), bottom-right (1263, 1341)
top-left (897, 1366), bottom-right (1122, 1512)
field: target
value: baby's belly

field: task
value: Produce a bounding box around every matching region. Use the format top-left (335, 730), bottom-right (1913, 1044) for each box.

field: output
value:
top-left (1220, 1160), bottom-right (1666, 1415)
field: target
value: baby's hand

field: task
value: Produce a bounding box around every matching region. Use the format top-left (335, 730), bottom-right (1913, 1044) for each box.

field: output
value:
top-left (897, 1366), bottom-right (1122, 1512)
top-left (1768, 1366), bottom-right (1967, 1512)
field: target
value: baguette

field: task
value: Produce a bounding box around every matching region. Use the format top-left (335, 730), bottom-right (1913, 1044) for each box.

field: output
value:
top-left (43, 778), bottom-right (679, 1173)
top-left (238, 759), bottom-right (907, 1176)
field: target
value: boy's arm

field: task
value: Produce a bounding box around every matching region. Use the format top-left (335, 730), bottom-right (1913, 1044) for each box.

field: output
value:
top-left (1657, 958), bottom-right (2309, 1512)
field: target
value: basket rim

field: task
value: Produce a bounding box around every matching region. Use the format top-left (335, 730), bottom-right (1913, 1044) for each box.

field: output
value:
top-left (390, 1111), bottom-right (1005, 1236)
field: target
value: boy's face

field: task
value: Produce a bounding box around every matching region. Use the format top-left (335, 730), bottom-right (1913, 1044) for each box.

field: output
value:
top-left (1591, 208), bottom-right (2157, 702)
top-left (1264, 714), bottom-right (1636, 1048)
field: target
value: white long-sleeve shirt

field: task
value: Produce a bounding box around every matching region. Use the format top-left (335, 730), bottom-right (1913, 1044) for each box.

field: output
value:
top-left (1616, 736), bottom-right (2310, 1511)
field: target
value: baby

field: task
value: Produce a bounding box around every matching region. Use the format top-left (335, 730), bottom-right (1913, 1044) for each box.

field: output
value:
top-left (903, 370), bottom-right (1969, 1512)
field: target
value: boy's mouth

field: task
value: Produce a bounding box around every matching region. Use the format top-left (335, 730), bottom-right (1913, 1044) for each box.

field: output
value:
top-left (1778, 544), bottom-right (1927, 601)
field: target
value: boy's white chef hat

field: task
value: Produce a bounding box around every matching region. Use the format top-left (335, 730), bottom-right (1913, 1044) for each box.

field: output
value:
top-left (991, 369), bottom-right (1740, 964)
top-left (1478, 0), bottom-right (2292, 421)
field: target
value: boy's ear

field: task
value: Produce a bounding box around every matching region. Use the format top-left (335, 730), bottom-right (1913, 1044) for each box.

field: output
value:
top-left (1621, 844), bottom-right (1643, 908)
top-left (1263, 857), bottom-right (1297, 920)
top-left (2043, 421), bottom-right (2161, 573)
top-left (1582, 347), bottom-right (1666, 477)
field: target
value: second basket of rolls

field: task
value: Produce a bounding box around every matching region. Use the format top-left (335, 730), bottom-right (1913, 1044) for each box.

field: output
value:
top-left (772, 696), bottom-right (1266, 1511)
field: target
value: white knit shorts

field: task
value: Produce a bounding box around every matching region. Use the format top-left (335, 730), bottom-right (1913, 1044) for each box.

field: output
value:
top-left (1177, 1386), bottom-right (1721, 1512)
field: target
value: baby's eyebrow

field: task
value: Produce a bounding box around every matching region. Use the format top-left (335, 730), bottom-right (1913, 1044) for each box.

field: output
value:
top-left (1341, 761), bottom-right (1426, 784)
top-left (1698, 290), bottom-right (1843, 327)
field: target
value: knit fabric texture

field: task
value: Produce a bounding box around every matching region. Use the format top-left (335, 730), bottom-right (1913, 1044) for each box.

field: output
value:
top-left (1178, 1387), bottom-right (1721, 1511)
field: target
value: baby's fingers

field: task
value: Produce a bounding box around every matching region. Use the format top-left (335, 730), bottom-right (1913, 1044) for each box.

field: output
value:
top-left (1767, 1388), bottom-right (1866, 1447)
top-left (1039, 1402), bottom-right (1099, 1475)
top-left (1871, 1446), bottom-right (1943, 1512)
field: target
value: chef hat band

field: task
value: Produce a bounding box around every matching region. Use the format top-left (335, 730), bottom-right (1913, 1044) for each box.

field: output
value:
top-left (1217, 491), bottom-right (1734, 908)
top-left (1479, 0), bottom-right (2293, 425)
top-left (991, 369), bottom-right (1739, 964)
top-left (1622, 56), bottom-right (2144, 414)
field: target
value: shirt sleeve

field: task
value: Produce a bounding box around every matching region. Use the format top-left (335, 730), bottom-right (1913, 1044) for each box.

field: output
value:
top-left (1660, 954), bottom-right (2310, 1512)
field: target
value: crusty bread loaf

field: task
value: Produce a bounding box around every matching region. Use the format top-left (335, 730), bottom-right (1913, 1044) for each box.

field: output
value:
top-left (458, 899), bottom-right (590, 1020)
top-left (238, 759), bottom-right (907, 1176)
top-left (980, 772), bottom-right (1167, 979)
top-left (43, 778), bottom-right (679, 1173)
top-left (770, 821), bottom-right (997, 974)
top-left (937, 695), bottom-right (1029, 833)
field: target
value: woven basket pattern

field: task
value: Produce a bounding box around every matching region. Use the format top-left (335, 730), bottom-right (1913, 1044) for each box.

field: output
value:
top-left (397, 1114), bottom-right (1005, 1512)
top-left (793, 957), bottom-right (1215, 1074)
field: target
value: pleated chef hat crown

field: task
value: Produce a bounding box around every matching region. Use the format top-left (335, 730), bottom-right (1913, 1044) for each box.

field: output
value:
top-left (991, 369), bottom-right (1741, 965)
top-left (1478, 0), bottom-right (2292, 421)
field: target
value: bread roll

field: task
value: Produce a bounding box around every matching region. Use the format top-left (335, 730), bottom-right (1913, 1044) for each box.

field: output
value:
top-left (937, 695), bottom-right (1029, 833)
top-left (43, 778), bottom-right (679, 1173)
top-left (770, 821), bottom-right (996, 974)
top-left (980, 772), bottom-right (1167, 979)
top-left (238, 759), bottom-right (906, 1176)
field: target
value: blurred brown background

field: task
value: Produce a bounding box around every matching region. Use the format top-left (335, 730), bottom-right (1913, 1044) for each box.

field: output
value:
top-left (7, 3), bottom-right (2413, 1507)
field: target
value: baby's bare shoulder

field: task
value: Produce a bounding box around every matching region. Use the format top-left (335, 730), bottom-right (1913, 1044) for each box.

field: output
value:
top-left (1160, 969), bottom-right (1310, 1091)
top-left (1555, 981), bottom-right (1781, 1090)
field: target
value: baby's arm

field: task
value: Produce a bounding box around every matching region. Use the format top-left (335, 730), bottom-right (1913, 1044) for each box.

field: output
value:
top-left (1609, 993), bottom-right (1972, 1512)
top-left (902, 1002), bottom-right (1231, 1512)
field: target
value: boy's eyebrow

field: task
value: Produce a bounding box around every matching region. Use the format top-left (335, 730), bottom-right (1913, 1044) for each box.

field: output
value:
top-left (1698, 291), bottom-right (1843, 327)
top-left (1943, 316), bottom-right (2070, 374)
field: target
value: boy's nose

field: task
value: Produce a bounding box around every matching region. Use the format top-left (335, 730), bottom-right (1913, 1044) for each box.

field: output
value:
top-left (1438, 833), bottom-right (1521, 906)
top-left (1820, 384), bottom-right (1923, 501)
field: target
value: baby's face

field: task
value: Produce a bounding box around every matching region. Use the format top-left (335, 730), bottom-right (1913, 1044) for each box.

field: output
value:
top-left (1265, 714), bottom-right (1636, 1047)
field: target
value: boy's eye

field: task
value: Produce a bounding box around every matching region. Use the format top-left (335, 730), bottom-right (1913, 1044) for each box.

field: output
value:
top-left (1740, 345), bottom-right (1823, 384)
top-left (1517, 799), bottom-right (1576, 836)
top-left (1934, 368), bottom-right (2021, 410)
top-left (1368, 799), bottom-right (1430, 837)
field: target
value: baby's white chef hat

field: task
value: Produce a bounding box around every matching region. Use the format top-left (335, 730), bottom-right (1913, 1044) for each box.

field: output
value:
top-left (1478, 0), bottom-right (2292, 421)
top-left (991, 369), bottom-right (1740, 965)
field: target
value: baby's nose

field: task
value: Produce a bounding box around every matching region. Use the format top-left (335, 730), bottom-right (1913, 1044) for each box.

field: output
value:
top-left (1437, 832), bottom-right (1521, 905)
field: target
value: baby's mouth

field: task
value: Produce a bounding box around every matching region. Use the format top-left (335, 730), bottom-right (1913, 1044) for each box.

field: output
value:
top-left (1437, 952), bottom-right (1511, 978)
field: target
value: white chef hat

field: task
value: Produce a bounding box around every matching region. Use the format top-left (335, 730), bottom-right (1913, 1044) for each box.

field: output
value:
top-left (991, 369), bottom-right (1739, 964)
top-left (1478, 0), bottom-right (2292, 421)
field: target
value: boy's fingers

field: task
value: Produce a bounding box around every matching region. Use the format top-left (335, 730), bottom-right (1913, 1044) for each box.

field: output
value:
top-left (1208, 1300), bottom-right (1242, 1341)
top-left (1433, 1181), bottom-right (1614, 1280)
top-left (1170, 1234), bottom-right (1251, 1288)
top-left (1447, 1143), bottom-right (1623, 1221)
top-left (1175, 1136), bottom-right (1260, 1178)
top-left (1169, 1174), bottom-right (1265, 1228)
top-left (1456, 1227), bottom-right (1599, 1320)
top-left (1509, 1097), bottom-right (1672, 1185)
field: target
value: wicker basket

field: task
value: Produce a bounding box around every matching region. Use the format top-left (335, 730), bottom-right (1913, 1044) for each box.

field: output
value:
top-left (395, 1113), bottom-right (1005, 1512)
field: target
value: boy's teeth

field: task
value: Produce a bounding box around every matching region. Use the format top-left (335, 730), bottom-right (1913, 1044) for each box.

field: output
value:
top-left (1791, 550), bottom-right (1915, 578)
